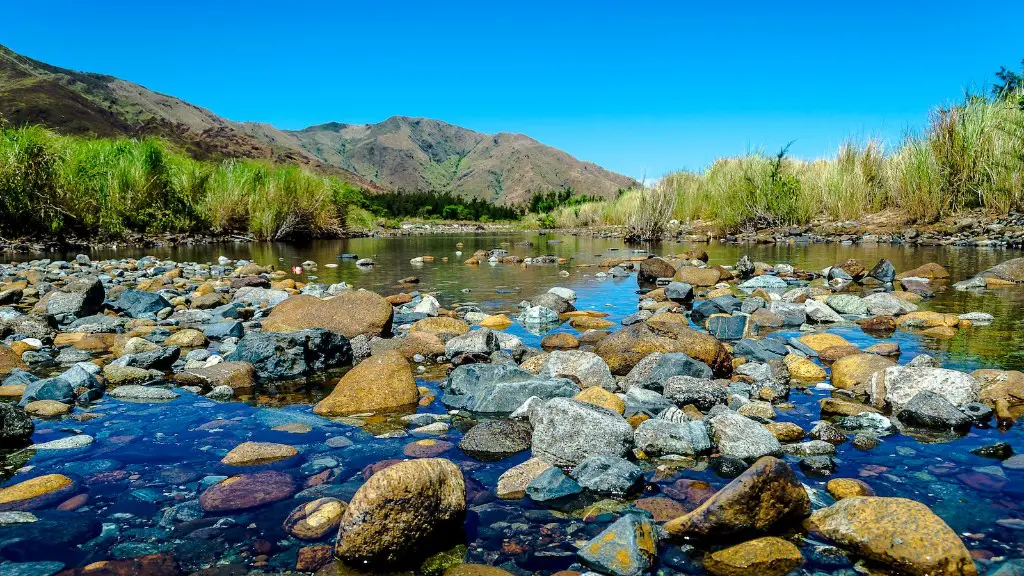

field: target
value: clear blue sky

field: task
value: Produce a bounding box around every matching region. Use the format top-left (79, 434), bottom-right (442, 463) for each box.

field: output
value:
top-left (4, 1), bottom-right (1023, 178)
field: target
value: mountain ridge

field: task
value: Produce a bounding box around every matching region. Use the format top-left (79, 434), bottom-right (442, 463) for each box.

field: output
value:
top-left (0, 44), bottom-right (637, 202)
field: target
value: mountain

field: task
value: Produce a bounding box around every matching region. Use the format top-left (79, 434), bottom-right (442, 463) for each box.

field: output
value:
top-left (0, 44), bottom-right (637, 202)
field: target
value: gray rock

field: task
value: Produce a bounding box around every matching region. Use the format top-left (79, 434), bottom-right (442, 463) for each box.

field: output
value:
top-left (634, 418), bottom-right (710, 456)
top-left (444, 329), bottom-right (499, 358)
top-left (782, 440), bottom-right (837, 457)
top-left (458, 420), bottom-right (532, 461)
top-left (225, 329), bottom-right (352, 380)
top-left (738, 275), bottom-right (788, 292)
top-left (804, 299), bottom-right (845, 323)
top-left (862, 292), bottom-right (918, 316)
top-left (662, 376), bottom-right (727, 410)
top-left (443, 364), bottom-right (578, 413)
top-left (709, 412), bottom-right (782, 460)
top-left (43, 277), bottom-right (105, 320)
top-left (624, 387), bottom-right (673, 417)
top-left (627, 352), bottom-right (713, 392)
top-left (538, 350), bottom-right (615, 390)
top-left (569, 455), bottom-right (643, 495)
top-left (203, 321), bottom-right (245, 339)
top-left (836, 412), bottom-right (896, 436)
top-left (706, 313), bottom-right (747, 340)
top-left (117, 290), bottom-right (172, 319)
top-left (108, 385), bottom-right (179, 401)
top-left (577, 514), bottom-right (657, 576)
top-left (897, 390), bottom-right (972, 430)
top-left (665, 282), bottom-right (693, 302)
top-left (531, 292), bottom-right (574, 314)
top-left (868, 259), bottom-right (896, 283)
top-left (526, 467), bottom-right (582, 503)
top-left (869, 366), bottom-right (979, 411)
top-left (768, 302), bottom-right (807, 326)
top-left (0, 403), bottom-right (34, 448)
top-left (519, 305), bottom-right (559, 325)
top-left (531, 398), bottom-right (634, 467)
top-left (826, 294), bottom-right (869, 316)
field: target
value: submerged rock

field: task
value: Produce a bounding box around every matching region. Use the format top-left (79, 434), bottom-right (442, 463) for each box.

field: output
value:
top-left (808, 496), bottom-right (977, 576)
top-left (458, 420), bottom-right (532, 461)
top-left (334, 458), bottom-right (465, 567)
top-left (200, 471), bottom-right (297, 512)
top-left (703, 536), bottom-right (803, 576)
top-left (578, 514), bottom-right (658, 576)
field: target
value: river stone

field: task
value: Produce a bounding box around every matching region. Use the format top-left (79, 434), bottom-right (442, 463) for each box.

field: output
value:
top-left (710, 412), bottom-right (782, 460)
top-left (531, 292), bottom-right (574, 314)
top-left (675, 266), bottom-right (722, 287)
top-left (442, 363), bottom-right (578, 413)
top-left (826, 294), bottom-right (868, 315)
top-left (665, 281), bottom-right (694, 302)
top-left (526, 467), bottom-right (582, 503)
top-left (808, 496), bottom-right (977, 576)
top-left (313, 350), bottom-right (417, 416)
top-left (200, 471), bottom-right (297, 512)
top-left (283, 497), bottom-right (346, 540)
top-left (107, 385), bottom-right (179, 401)
top-left (869, 366), bottom-right (980, 411)
top-left (738, 275), bottom-right (788, 292)
top-left (896, 390), bottom-right (972, 430)
top-left (335, 458), bottom-right (465, 567)
top-left (531, 397), bottom-right (634, 467)
top-left (635, 418), bottom-right (711, 457)
top-left (862, 292), bottom-right (918, 316)
top-left (595, 322), bottom-right (731, 377)
top-left (0, 344), bottom-right (26, 377)
top-left (827, 478), bottom-right (875, 500)
top-left (831, 354), bottom-right (895, 394)
top-left (538, 350), bottom-right (616, 390)
top-left (38, 277), bottom-right (105, 320)
top-left (629, 352), bottom-right (715, 392)
top-left (221, 441), bottom-right (298, 466)
top-left (638, 257), bottom-right (678, 284)
top-left (868, 259), bottom-right (897, 283)
top-left (117, 289), bottom-right (172, 318)
top-left (0, 403), bottom-right (33, 447)
top-left (226, 329), bottom-right (352, 380)
top-left (165, 329), bottom-right (207, 348)
top-left (703, 536), bottom-right (803, 576)
top-left (497, 458), bottom-right (553, 499)
top-left (661, 377), bottom-right (726, 410)
top-left (444, 328), bottom-right (499, 357)
top-left (458, 420), bottom-right (532, 461)
top-left (0, 474), bottom-right (77, 511)
top-left (262, 290), bottom-right (393, 338)
top-left (175, 361), bottom-right (256, 392)
top-left (665, 456), bottom-right (810, 538)
top-left (578, 514), bottom-right (658, 576)
top-left (32, 434), bottom-right (93, 450)
top-left (569, 455), bottom-right (643, 495)
top-left (804, 299), bottom-right (845, 323)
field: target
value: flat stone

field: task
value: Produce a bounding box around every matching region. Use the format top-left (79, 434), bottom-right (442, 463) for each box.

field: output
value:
top-left (221, 441), bottom-right (298, 466)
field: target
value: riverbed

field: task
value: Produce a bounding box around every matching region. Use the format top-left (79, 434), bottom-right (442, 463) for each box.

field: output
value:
top-left (2, 232), bottom-right (1024, 575)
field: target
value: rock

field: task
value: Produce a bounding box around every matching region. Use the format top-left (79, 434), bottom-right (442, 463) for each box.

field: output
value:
top-left (283, 498), bottom-right (346, 540)
top-left (870, 366), bottom-right (980, 411)
top-left (200, 471), bottom-right (297, 512)
top-left (444, 328), bottom-right (499, 358)
top-left (519, 306), bottom-right (558, 325)
top-left (19, 376), bottom-right (76, 406)
top-left (458, 420), bottom-right (532, 461)
top-left (628, 353), bottom-right (715, 392)
top-left (868, 259), bottom-right (897, 283)
top-left (664, 456), bottom-right (810, 537)
top-left (176, 361), bottom-right (256, 392)
top-left (836, 412), bottom-right (896, 436)
top-left (805, 300), bottom-right (845, 323)
top-left (578, 514), bottom-right (658, 576)
top-left (808, 496), bottom-right (977, 576)
top-left (826, 294), bottom-right (869, 315)
top-left (674, 266), bottom-right (721, 287)
top-left (532, 292), bottom-right (574, 314)
top-left (221, 441), bottom-right (298, 466)
top-left (548, 286), bottom-right (577, 302)
top-left (638, 257), bottom-right (678, 284)
top-left (765, 422), bottom-right (805, 442)
top-left (826, 478), bottom-right (874, 499)
top-left (0, 403), bottom-right (34, 447)
top-left (313, 350), bottom-right (417, 416)
top-left (831, 354), bottom-right (895, 394)
top-left (531, 397), bottom-right (634, 467)
top-left (497, 458), bottom-right (553, 499)
top-left (738, 275), bottom-right (788, 292)
top-left (862, 292), bottom-right (918, 316)
top-left (0, 344), bottom-right (26, 377)
top-left (575, 386), bottom-right (626, 414)
top-left (768, 302), bottom-right (806, 326)
top-left (665, 281), bottom-right (694, 302)
top-left (107, 385), bottom-right (179, 401)
top-left (569, 454), bottom-right (643, 495)
top-left (442, 363), bottom-right (578, 413)
top-left (539, 350), bottom-right (616, 390)
top-left (797, 333), bottom-right (851, 354)
top-left (443, 566), bottom-right (514, 576)
top-left (526, 467), bottom-right (582, 503)
top-left (541, 332), bottom-right (580, 350)
top-left (117, 290), bottom-right (172, 319)
top-left (0, 474), bottom-right (76, 511)
top-left (38, 277), bottom-right (104, 320)
top-left (411, 317), bottom-right (471, 340)
top-left (595, 322), bottom-right (731, 377)
top-left (102, 365), bottom-right (151, 386)
top-left (262, 290), bottom-right (394, 338)
top-left (634, 418), bottom-right (710, 457)
top-left (898, 262), bottom-right (950, 280)
top-left (165, 329), bottom-right (207, 347)
top-left (896, 390), bottom-right (972, 430)
top-left (335, 458), bottom-right (465, 566)
top-left (703, 537), bottom-right (803, 576)
top-left (707, 314), bottom-right (748, 340)
top-left (710, 413), bottom-right (782, 460)
top-left (784, 354), bottom-right (826, 381)
top-left (226, 329), bottom-right (352, 380)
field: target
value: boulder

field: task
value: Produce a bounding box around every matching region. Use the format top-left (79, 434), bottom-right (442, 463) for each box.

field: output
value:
top-left (569, 455), bottom-right (643, 495)
top-left (199, 471), bottom-right (297, 512)
top-left (896, 390), bottom-right (972, 430)
top-left (703, 537), bottom-right (803, 576)
top-left (710, 413), bottom-right (782, 460)
top-left (863, 292), bottom-right (918, 316)
top-left (444, 328), bottom-right (499, 358)
top-left (526, 467), bottom-right (582, 503)
top-left (638, 257), bottom-right (678, 284)
top-left (175, 361), bottom-right (257, 392)
top-left (868, 259), bottom-right (897, 283)
top-left (531, 397), bottom-right (634, 467)
top-left (37, 277), bottom-right (105, 320)
top-left (225, 329), bottom-right (352, 381)
top-left (117, 290), bottom-right (171, 319)
top-left (578, 514), bottom-right (658, 576)
top-left (496, 458), bottom-right (553, 499)
top-left (314, 350), bottom-right (417, 416)
top-left (335, 458), bottom-right (465, 567)
top-left (442, 363), bottom-right (578, 413)
top-left (627, 353), bottom-right (714, 392)
top-left (634, 418), bottom-right (711, 457)
top-left (0, 344), bottom-right (26, 377)
top-left (674, 266), bottom-right (721, 287)
top-left (808, 496), bottom-right (977, 576)
top-left (596, 323), bottom-right (731, 377)
top-left (221, 441), bottom-right (298, 466)
top-left (897, 262), bottom-right (950, 280)
top-left (538, 350), bottom-right (616, 390)
top-left (458, 420), bottom-right (532, 461)
top-left (663, 376), bottom-right (727, 410)
top-left (665, 282), bottom-right (694, 303)
top-left (0, 403), bottom-right (34, 447)
top-left (826, 294), bottom-right (868, 315)
top-left (869, 366), bottom-right (980, 411)
top-left (664, 456), bottom-right (810, 538)
top-left (261, 291), bottom-right (393, 338)
top-left (831, 354), bottom-right (895, 394)
top-left (531, 292), bottom-right (574, 314)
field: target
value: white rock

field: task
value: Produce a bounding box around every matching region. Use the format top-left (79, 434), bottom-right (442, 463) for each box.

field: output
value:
top-left (869, 366), bottom-right (980, 411)
top-left (33, 435), bottom-right (95, 450)
top-left (547, 287), bottom-right (577, 302)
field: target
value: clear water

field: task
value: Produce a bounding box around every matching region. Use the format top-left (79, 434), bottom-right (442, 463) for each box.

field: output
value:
top-left (3, 233), bottom-right (1024, 574)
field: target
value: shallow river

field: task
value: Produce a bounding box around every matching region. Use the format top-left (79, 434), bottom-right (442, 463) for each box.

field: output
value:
top-left (4, 232), bottom-right (1024, 575)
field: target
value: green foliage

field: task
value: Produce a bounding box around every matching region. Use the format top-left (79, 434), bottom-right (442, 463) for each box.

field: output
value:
top-left (527, 187), bottom-right (598, 213)
top-left (537, 213), bottom-right (557, 228)
top-left (994, 59), bottom-right (1024, 101)
top-left (363, 190), bottom-right (520, 221)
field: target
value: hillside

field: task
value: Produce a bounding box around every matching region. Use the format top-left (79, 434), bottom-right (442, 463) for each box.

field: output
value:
top-left (0, 45), bottom-right (636, 203)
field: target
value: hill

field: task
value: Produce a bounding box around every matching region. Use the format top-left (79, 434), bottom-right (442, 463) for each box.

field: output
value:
top-left (0, 45), bottom-right (636, 202)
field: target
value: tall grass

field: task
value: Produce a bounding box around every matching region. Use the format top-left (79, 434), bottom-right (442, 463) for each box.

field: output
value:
top-left (552, 92), bottom-right (1024, 234)
top-left (0, 125), bottom-right (362, 239)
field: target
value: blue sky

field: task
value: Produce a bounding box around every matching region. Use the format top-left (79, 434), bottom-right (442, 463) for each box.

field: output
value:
top-left (4, 1), bottom-right (1023, 178)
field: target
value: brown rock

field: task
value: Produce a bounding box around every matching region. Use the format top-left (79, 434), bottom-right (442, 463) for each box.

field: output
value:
top-left (819, 397), bottom-right (881, 416)
top-left (574, 386), bottom-right (625, 414)
top-left (262, 291), bottom-right (393, 338)
top-left (283, 497), bottom-right (346, 540)
top-left (896, 262), bottom-right (950, 280)
top-left (635, 496), bottom-right (688, 522)
top-left (175, 361), bottom-right (256, 392)
top-left (830, 354), bottom-right (895, 394)
top-left (897, 311), bottom-right (960, 329)
top-left (596, 321), bottom-right (731, 376)
top-left (765, 422), bottom-right (805, 442)
top-left (443, 566), bottom-right (515, 576)
top-left (497, 458), bottom-right (553, 499)
top-left (221, 441), bottom-right (298, 466)
top-left (410, 317), bottom-right (471, 340)
top-left (973, 369), bottom-right (1024, 407)
top-left (55, 553), bottom-right (180, 576)
top-left (674, 266), bottom-right (722, 287)
top-left (335, 458), bottom-right (465, 566)
top-left (797, 333), bottom-right (851, 354)
top-left (819, 345), bottom-right (862, 365)
top-left (808, 497), bottom-right (977, 576)
top-left (398, 331), bottom-right (446, 360)
top-left (703, 537), bottom-right (803, 576)
top-left (313, 350), bottom-right (418, 416)
top-left (165, 329), bottom-right (208, 348)
top-left (570, 316), bottom-right (616, 331)
top-left (858, 315), bottom-right (897, 335)
top-left (541, 332), bottom-right (580, 350)
top-left (638, 257), bottom-right (679, 284)
top-left (826, 478), bottom-right (874, 500)
top-left (199, 471), bottom-right (297, 512)
top-left (664, 456), bottom-right (810, 538)
top-left (296, 545), bottom-right (335, 572)
top-left (25, 400), bottom-right (72, 418)
top-left (0, 343), bottom-right (26, 376)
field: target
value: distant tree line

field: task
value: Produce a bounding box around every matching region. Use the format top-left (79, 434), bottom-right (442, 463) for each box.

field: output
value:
top-left (361, 190), bottom-right (523, 221)
top-left (527, 187), bottom-right (599, 213)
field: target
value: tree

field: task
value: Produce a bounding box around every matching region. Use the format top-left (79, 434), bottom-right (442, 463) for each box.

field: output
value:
top-left (993, 59), bottom-right (1024, 100)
